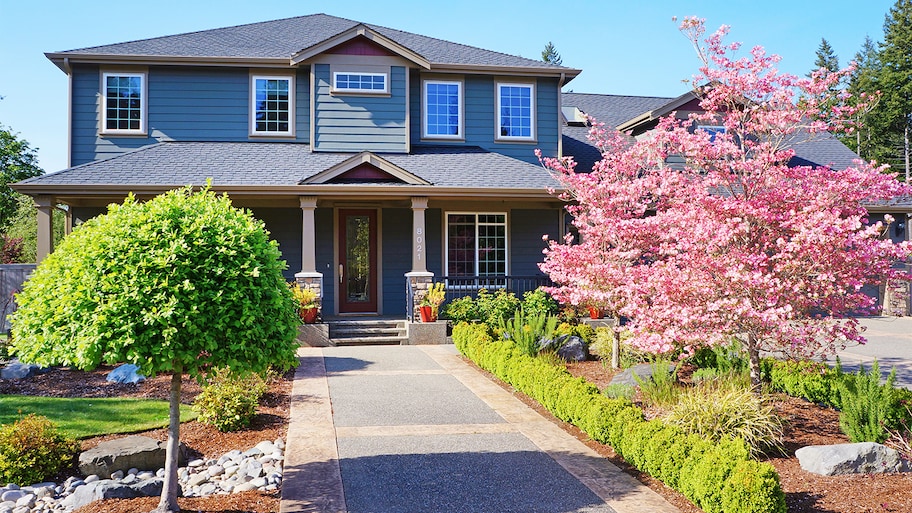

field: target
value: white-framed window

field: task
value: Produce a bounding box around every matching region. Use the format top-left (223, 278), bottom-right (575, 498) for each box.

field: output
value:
top-left (423, 80), bottom-right (463, 139)
top-left (101, 72), bottom-right (147, 135)
top-left (696, 125), bottom-right (726, 142)
top-left (250, 75), bottom-right (294, 136)
top-left (496, 82), bottom-right (535, 141)
top-left (332, 72), bottom-right (388, 93)
top-left (446, 213), bottom-right (507, 277)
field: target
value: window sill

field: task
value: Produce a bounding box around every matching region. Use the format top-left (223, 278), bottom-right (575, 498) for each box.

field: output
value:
top-left (249, 133), bottom-right (297, 139)
top-left (99, 131), bottom-right (148, 138)
top-left (494, 137), bottom-right (537, 144)
top-left (331, 90), bottom-right (391, 97)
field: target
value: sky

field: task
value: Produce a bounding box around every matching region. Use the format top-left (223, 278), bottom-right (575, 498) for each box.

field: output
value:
top-left (0, 0), bottom-right (897, 173)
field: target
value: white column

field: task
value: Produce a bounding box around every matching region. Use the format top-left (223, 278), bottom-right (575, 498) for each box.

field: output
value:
top-left (295, 196), bottom-right (323, 307)
top-left (410, 197), bottom-right (428, 273)
top-left (35, 195), bottom-right (54, 263)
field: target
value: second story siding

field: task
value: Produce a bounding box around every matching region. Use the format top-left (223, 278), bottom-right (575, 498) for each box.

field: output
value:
top-left (70, 64), bottom-right (311, 166)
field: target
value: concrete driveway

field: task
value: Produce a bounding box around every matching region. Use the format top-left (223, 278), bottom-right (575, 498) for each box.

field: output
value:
top-left (830, 316), bottom-right (912, 389)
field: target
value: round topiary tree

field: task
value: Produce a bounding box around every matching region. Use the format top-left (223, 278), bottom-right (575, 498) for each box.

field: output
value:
top-left (10, 186), bottom-right (299, 513)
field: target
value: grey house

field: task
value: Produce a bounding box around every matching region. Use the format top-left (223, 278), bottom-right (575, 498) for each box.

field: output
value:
top-left (16, 14), bottom-right (910, 330)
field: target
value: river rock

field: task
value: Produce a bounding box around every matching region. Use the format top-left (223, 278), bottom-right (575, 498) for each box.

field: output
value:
top-left (105, 364), bottom-right (145, 384)
top-left (796, 442), bottom-right (910, 475)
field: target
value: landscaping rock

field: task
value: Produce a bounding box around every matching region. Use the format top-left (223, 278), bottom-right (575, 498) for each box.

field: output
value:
top-left (78, 435), bottom-right (186, 478)
top-left (609, 362), bottom-right (671, 387)
top-left (796, 442), bottom-right (910, 476)
top-left (555, 335), bottom-right (588, 362)
top-left (105, 363), bottom-right (145, 384)
top-left (0, 359), bottom-right (46, 380)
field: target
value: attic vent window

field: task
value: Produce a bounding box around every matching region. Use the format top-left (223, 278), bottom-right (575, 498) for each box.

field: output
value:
top-left (562, 106), bottom-right (588, 126)
top-left (333, 72), bottom-right (388, 94)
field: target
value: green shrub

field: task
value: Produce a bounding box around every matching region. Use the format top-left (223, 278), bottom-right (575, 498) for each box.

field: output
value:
top-left (452, 323), bottom-right (786, 513)
top-left (497, 309), bottom-right (558, 357)
top-left (603, 383), bottom-right (635, 400)
top-left (690, 339), bottom-right (747, 374)
top-left (193, 368), bottom-right (269, 432)
top-left (520, 288), bottom-right (559, 318)
top-left (763, 358), bottom-right (842, 407)
top-left (588, 327), bottom-right (614, 360)
top-left (839, 360), bottom-right (899, 443)
top-left (441, 295), bottom-right (479, 323)
top-left (0, 414), bottom-right (79, 485)
top-left (634, 360), bottom-right (680, 408)
top-left (666, 383), bottom-right (783, 457)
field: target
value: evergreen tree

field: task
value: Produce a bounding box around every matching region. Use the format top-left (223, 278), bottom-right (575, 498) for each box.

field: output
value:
top-left (876, 0), bottom-right (912, 180)
top-left (845, 36), bottom-right (883, 159)
top-left (812, 38), bottom-right (840, 73)
top-left (542, 41), bottom-right (562, 65)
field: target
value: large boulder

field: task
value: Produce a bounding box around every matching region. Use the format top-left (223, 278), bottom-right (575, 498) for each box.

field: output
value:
top-left (609, 362), bottom-right (671, 387)
top-left (555, 335), bottom-right (588, 362)
top-left (59, 478), bottom-right (168, 510)
top-left (78, 436), bottom-right (187, 478)
top-left (795, 442), bottom-right (910, 476)
top-left (0, 358), bottom-right (47, 380)
top-left (105, 364), bottom-right (145, 384)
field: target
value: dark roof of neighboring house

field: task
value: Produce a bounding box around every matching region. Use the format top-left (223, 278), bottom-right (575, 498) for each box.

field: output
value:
top-left (49, 13), bottom-right (577, 74)
top-left (17, 142), bottom-right (558, 192)
top-left (560, 92), bottom-right (863, 174)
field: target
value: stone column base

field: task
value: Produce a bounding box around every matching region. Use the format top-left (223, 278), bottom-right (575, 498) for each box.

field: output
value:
top-left (406, 321), bottom-right (448, 345)
top-left (295, 271), bottom-right (324, 314)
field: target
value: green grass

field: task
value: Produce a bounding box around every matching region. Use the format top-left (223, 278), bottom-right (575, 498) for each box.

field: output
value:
top-left (0, 396), bottom-right (197, 439)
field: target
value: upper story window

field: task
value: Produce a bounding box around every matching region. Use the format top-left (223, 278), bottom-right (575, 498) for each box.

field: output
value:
top-left (102, 72), bottom-right (146, 135)
top-left (332, 72), bottom-right (388, 94)
top-left (697, 125), bottom-right (726, 142)
top-left (250, 75), bottom-right (294, 136)
top-left (496, 82), bottom-right (535, 141)
top-left (423, 80), bottom-right (463, 139)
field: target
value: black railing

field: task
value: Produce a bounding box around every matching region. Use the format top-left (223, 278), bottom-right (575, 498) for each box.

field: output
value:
top-left (435, 275), bottom-right (553, 306)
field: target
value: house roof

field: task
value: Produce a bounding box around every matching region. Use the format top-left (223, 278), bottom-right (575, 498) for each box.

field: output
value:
top-left (560, 91), bottom-right (864, 174)
top-left (46, 13), bottom-right (580, 78)
top-left (14, 142), bottom-right (559, 198)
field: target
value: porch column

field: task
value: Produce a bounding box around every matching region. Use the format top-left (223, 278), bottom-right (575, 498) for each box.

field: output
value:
top-left (35, 195), bottom-right (54, 263)
top-left (405, 197), bottom-right (433, 320)
top-left (295, 196), bottom-right (323, 311)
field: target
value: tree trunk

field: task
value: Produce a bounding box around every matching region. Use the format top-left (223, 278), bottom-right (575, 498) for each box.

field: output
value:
top-left (153, 372), bottom-right (182, 513)
top-left (610, 317), bottom-right (620, 370)
top-left (747, 333), bottom-right (762, 392)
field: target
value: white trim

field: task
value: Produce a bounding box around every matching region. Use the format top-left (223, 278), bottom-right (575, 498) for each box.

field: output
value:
top-left (444, 212), bottom-right (508, 278)
top-left (100, 71), bottom-right (148, 136)
top-left (495, 81), bottom-right (536, 142)
top-left (422, 79), bottom-right (464, 140)
top-left (249, 73), bottom-right (296, 137)
top-left (331, 71), bottom-right (389, 94)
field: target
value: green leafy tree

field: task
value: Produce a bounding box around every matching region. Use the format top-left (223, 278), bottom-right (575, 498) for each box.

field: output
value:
top-left (0, 125), bottom-right (43, 231)
top-left (4, 194), bottom-right (65, 262)
top-left (542, 41), bottom-right (563, 65)
top-left (10, 186), bottom-right (299, 513)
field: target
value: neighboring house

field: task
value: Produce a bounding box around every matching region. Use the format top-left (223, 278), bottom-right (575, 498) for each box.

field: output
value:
top-left (14, 14), bottom-right (911, 321)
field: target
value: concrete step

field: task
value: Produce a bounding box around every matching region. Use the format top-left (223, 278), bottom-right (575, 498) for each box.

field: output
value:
top-left (328, 319), bottom-right (408, 346)
top-left (332, 336), bottom-right (405, 346)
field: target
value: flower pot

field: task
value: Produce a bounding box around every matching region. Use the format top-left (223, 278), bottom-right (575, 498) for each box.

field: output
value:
top-left (300, 307), bottom-right (319, 324)
top-left (419, 305), bottom-right (436, 322)
top-left (588, 306), bottom-right (603, 319)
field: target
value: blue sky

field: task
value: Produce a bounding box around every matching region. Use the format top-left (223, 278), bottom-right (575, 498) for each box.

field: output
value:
top-left (0, 0), bottom-right (896, 173)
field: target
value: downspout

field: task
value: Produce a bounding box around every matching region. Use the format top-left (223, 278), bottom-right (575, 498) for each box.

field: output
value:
top-left (557, 72), bottom-right (566, 158)
top-left (64, 57), bottom-right (72, 169)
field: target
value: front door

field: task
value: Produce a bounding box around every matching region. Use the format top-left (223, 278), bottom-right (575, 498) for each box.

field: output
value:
top-left (338, 209), bottom-right (378, 313)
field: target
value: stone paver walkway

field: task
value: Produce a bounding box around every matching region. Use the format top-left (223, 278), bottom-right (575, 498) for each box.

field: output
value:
top-left (280, 345), bottom-right (679, 513)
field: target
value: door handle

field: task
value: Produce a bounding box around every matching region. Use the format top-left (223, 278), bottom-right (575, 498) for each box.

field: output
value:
top-left (339, 264), bottom-right (344, 284)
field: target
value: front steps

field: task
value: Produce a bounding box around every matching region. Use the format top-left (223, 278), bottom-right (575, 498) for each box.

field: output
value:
top-left (328, 319), bottom-right (408, 346)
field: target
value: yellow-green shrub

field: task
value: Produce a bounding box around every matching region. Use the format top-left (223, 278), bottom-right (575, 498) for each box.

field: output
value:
top-left (0, 414), bottom-right (79, 485)
top-left (193, 368), bottom-right (269, 432)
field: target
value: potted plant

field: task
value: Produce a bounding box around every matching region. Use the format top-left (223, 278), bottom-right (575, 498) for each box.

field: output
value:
top-left (419, 282), bottom-right (446, 322)
top-left (587, 304), bottom-right (604, 319)
top-left (290, 283), bottom-right (319, 323)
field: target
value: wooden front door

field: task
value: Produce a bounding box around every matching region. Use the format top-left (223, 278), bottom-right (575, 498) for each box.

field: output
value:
top-left (338, 209), bottom-right (378, 313)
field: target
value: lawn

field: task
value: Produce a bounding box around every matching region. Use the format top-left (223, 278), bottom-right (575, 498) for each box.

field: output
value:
top-left (0, 395), bottom-right (197, 438)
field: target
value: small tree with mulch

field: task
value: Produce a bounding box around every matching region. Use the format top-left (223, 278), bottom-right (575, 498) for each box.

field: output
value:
top-left (10, 186), bottom-right (299, 513)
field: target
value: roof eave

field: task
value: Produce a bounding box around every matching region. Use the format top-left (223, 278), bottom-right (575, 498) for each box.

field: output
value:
top-left (430, 63), bottom-right (581, 81)
top-left (616, 90), bottom-right (700, 132)
top-left (45, 52), bottom-right (292, 72)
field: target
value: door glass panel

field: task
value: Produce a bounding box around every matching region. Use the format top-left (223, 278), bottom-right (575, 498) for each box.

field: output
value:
top-left (345, 215), bottom-right (371, 303)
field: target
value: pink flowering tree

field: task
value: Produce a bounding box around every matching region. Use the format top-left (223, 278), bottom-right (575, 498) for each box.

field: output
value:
top-left (540, 18), bottom-right (912, 388)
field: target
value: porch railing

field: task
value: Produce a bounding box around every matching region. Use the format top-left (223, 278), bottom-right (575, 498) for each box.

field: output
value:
top-left (407, 274), bottom-right (554, 322)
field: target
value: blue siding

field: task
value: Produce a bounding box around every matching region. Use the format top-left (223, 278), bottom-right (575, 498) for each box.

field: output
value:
top-left (381, 208), bottom-right (411, 316)
top-left (410, 73), bottom-right (560, 164)
top-left (425, 209), bottom-right (443, 277)
top-left (313, 64), bottom-right (407, 152)
top-left (70, 65), bottom-right (311, 166)
top-left (315, 208), bottom-right (335, 315)
top-left (249, 208), bottom-right (303, 282)
top-left (510, 209), bottom-right (560, 275)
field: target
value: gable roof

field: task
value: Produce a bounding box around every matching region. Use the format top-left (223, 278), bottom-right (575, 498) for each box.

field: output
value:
top-left (14, 142), bottom-right (559, 197)
top-left (46, 13), bottom-right (580, 78)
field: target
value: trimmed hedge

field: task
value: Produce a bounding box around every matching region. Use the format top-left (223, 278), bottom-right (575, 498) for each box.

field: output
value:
top-left (453, 322), bottom-right (786, 513)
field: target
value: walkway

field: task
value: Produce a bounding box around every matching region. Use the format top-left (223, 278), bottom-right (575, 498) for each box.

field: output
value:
top-left (279, 345), bottom-right (679, 513)
top-left (831, 316), bottom-right (912, 389)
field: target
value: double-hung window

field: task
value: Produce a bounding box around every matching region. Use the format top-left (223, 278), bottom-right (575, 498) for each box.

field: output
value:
top-left (250, 75), bottom-right (294, 136)
top-left (496, 82), bottom-right (534, 141)
top-left (423, 80), bottom-right (462, 139)
top-left (333, 72), bottom-right (387, 93)
top-left (102, 72), bottom-right (146, 135)
top-left (446, 213), bottom-right (507, 277)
